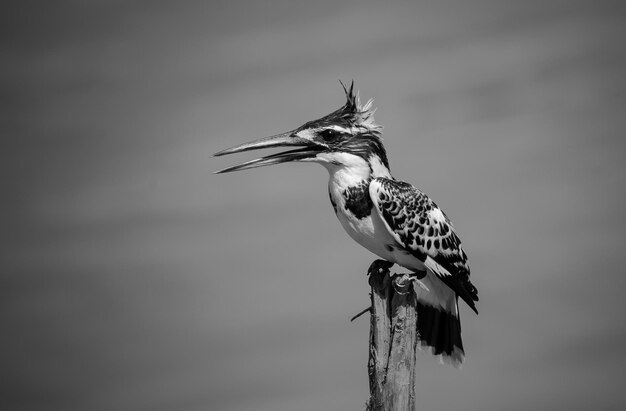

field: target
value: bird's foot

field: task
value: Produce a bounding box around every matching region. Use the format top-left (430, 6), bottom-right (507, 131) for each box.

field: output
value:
top-left (367, 259), bottom-right (393, 293)
top-left (391, 270), bottom-right (430, 294)
top-left (367, 259), bottom-right (394, 277)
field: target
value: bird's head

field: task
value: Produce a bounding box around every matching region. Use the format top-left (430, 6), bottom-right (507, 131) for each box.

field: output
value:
top-left (214, 82), bottom-right (390, 176)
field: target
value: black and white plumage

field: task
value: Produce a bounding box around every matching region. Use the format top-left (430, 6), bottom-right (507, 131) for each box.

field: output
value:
top-left (370, 178), bottom-right (478, 314)
top-left (214, 82), bottom-right (478, 366)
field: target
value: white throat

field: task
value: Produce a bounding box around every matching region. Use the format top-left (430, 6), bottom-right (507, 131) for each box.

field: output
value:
top-left (315, 152), bottom-right (392, 184)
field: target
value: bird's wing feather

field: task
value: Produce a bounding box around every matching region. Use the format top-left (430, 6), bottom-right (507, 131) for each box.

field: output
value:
top-left (369, 177), bottom-right (478, 313)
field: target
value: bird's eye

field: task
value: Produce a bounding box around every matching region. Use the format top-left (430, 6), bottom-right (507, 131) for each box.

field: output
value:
top-left (320, 129), bottom-right (340, 143)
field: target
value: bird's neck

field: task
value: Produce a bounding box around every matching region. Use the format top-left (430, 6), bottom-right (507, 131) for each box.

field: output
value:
top-left (368, 154), bottom-right (393, 179)
top-left (325, 153), bottom-right (392, 192)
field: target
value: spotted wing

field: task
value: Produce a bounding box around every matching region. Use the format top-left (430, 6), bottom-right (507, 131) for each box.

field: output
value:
top-left (370, 177), bottom-right (478, 313)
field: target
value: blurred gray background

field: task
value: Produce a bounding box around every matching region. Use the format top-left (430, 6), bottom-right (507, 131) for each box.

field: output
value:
top-left (2, 1), bottom-right (626, 410)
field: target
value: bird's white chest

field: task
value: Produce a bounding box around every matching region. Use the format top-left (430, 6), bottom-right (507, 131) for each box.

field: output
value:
top-left (328, 173), bottom-right (392, 259)
top-left (326, 165), bottom-right (429, 274)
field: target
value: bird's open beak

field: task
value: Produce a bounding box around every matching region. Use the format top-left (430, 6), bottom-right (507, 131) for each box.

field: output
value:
top-left (213, 131), bottom-right (324, 174)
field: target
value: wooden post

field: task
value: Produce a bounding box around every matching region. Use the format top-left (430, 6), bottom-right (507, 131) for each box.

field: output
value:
top-left (366, 260), bottom-right (419, 411)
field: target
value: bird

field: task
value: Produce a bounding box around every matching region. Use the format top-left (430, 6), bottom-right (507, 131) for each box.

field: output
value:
top-left (214, 82), bottom-right (478, 366)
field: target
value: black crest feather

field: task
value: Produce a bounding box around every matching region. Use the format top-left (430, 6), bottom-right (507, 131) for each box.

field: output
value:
top-left (339, 80), bottom-right (358, 111)
top-left (296, 81), bottom-right (388, 169)
top-left (322, 80), bottom-right (381, 131)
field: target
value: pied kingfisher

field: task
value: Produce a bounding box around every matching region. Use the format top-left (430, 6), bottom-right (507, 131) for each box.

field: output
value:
top-left (214, 82), bottom-right (478, 366)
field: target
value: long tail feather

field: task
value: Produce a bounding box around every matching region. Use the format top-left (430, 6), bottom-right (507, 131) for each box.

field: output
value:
top-left (416, 300), bottom-right (465, 368)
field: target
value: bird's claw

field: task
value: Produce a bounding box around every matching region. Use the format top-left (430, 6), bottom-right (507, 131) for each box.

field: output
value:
top-left (367, 259), bottom-right (394, 277)
top-left (367, 259), bottom-right (393, 290)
